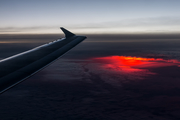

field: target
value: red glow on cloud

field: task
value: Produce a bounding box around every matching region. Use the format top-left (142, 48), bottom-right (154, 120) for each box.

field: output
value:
top-left (91, 56), bottom-right (180, 74)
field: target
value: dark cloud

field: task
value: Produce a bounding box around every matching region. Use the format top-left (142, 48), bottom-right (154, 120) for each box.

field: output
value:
top-left (0, 34), bottom-right (180, 119)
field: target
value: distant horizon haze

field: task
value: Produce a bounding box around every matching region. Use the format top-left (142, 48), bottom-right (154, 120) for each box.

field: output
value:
top-left (1, 0), bottom-right (180, 34)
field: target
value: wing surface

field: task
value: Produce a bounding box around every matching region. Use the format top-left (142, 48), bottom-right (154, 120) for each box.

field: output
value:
top-left (0, 27), bottom-right (86, 94)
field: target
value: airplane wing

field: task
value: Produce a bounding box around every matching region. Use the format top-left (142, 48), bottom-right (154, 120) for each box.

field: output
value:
top-left (0, 27), bottom-right (86, 94)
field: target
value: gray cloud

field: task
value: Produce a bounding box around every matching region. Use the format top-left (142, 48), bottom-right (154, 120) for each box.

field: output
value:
top-left (81, 16), bottom-right (180, 28)
top-left (1, 16), bottom-right (180, 33)
top-left (0, 26), bottom-right (57, 33)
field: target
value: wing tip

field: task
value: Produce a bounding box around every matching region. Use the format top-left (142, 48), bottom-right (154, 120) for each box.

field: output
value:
top-left (60, 27), bottom-right (75, 38)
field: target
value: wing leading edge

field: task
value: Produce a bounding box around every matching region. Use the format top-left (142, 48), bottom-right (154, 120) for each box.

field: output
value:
top-left (0, 27), bottom-right (86, 94)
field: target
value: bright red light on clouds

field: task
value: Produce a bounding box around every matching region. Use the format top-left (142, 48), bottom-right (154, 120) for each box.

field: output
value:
top-left (91, 56), bottom-right (180, 75)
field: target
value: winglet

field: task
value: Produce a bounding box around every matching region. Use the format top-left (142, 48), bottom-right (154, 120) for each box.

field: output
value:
top-left (60, 27), bottom-right (75, 38)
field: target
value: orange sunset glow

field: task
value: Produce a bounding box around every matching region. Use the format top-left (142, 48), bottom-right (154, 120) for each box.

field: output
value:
top-left (92, 56), bottom-right (180, 74)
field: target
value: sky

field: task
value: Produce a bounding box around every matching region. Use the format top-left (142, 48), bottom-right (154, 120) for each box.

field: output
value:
top-left (0, 0), bottom-right (180, 34)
